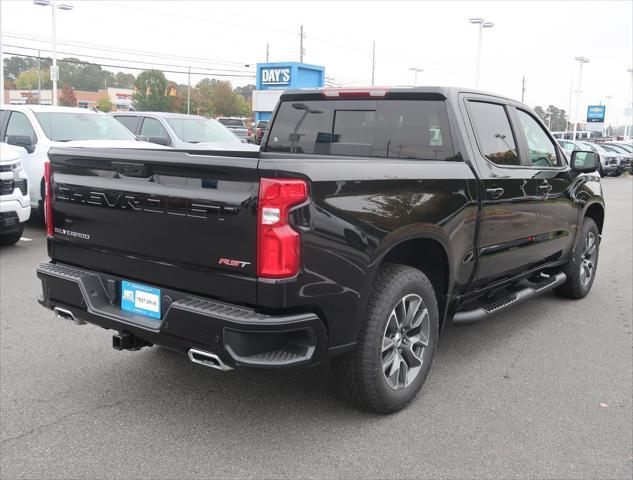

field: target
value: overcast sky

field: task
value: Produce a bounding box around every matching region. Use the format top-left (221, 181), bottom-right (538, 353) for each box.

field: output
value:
top-left (2, 0), bottom-right (632, 124)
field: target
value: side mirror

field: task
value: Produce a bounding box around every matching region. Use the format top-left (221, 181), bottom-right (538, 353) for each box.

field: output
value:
top-left (571, 150), bottom-right (598, 173)
top-left (6, 135), bottom-right (35, 154)
top-left (148, 136), bottom-right (170, 146)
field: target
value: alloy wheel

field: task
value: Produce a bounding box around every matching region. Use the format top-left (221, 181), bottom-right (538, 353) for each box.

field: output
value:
top-left (580, 231), bottom-right (597, 287)
top-left (381, 294), bottom-right (430, 390)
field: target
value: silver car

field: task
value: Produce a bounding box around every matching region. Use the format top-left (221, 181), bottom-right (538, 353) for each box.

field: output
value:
top-left (110, 112), bottom-right (259, 151)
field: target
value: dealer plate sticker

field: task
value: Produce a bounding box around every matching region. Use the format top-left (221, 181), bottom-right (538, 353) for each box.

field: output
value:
top-left (121, 281), bottom-right (161, 319)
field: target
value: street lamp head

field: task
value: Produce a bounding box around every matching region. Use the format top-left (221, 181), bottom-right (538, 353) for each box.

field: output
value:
top-left (483, 22), bottom-right (494, 28)
top-left (33, 0), bottom-right (52, 5)
top-left (409, 67), bottom-right (424, 72)
top-left (57, 3), bottom-right (73, 10)
top-left (468, 17), bottom-right (484, 24)
top-left (574, 56), bottom-right (590, 63)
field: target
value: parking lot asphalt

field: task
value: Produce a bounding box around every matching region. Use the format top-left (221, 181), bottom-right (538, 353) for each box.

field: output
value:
top-left (1, 177), bottom-right (631, 480)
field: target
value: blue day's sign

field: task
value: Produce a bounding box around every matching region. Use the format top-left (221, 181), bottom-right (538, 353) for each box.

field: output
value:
top-left (586, 105), bottom-right (606, 123)
top-left (261, 67), bottom-right (291, 85)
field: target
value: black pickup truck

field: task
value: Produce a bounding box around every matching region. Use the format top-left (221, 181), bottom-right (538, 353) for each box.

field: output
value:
top-left (37, 87), bottom-right (605, 413)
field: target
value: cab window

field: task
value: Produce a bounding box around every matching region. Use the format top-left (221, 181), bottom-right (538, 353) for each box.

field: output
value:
top-left (140, 117), bottom-right (169, 142)
top-left (516, 110), bottom-right (561, 167)
top-left (4, 111), bottom-right (37, 144)
top-left (468, 101), bottom-right (519, 166)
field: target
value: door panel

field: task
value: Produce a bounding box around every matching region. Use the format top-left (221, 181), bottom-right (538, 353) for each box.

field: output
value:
top-left (465, 100), bottom-right (545, 284)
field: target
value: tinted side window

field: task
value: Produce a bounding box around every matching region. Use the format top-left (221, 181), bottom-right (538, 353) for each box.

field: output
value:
top-left (140, 117), bottom-right (169, 140)
top-left (4, 111), bottom-right (37, 144)
top-left (114, 116), bottom-right (140, 134)
top-left (516, 110), bottom-right (561, 167)
top-left (468, 102), bottom-right (519, 166)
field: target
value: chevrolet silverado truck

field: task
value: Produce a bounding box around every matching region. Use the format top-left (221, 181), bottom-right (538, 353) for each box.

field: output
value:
top-left (36, 87), bottom-right (605, 413)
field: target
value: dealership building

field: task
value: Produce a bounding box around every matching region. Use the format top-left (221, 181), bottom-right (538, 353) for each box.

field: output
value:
top-left (252, 62), bottom-right (325, 121)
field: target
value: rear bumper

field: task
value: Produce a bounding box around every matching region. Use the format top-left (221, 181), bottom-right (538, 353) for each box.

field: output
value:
top-left (36, 262), bottom-right (327, 369)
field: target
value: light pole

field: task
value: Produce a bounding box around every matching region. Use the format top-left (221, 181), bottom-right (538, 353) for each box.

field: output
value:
top-left (572, 56), bottom-right (589, 140)
top-left (603, 95), bottom-right (612, 135)
top-left (409, 67), bottom-right (424, 86)
top-left (33, 0), bottom-right (73, 106)
top-left (0, 0), bottom-right (4, 105)
top-left (469, 17), bottom-right (494, 89)
top-left (626, 68), bottom-right (633, 139)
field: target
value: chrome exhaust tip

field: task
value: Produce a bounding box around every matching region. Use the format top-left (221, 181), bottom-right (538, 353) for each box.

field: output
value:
top-left (53, 307), bottom-right (86, 325)
top-left (188, 348), bottom-right (233, 371)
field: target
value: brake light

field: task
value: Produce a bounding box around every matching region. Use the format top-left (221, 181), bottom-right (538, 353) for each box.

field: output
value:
top-left (322, 87), bottom-right (388, 98)
top-left (44, 160), bottom-right (53, 237)
top-left (247, 127), bottom-right (253, 137)
top-left (257, 178), bottom-right (308, 278)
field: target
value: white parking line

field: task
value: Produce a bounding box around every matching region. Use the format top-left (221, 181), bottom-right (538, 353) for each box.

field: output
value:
top-left (19, 237), bottom-right (32, 242)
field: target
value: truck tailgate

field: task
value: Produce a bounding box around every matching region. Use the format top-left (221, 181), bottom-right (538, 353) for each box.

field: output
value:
top-left (47, 148), bottom-right (260, 303)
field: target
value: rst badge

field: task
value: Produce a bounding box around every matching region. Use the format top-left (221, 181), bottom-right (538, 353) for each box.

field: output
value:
top-left (218, 258), bottom-right (251, 268)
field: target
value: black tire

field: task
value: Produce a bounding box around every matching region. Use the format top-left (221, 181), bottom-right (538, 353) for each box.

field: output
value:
top-left (0, 224), bottom-right (24, 246)
top-left (554, 217), bottom-right (600, 299)
top-left (612, 171), bottom-right (621, 177)
top-left (598, 164), bottom-right (605, 177)
top-left (332, 263), bottom-right (439, 414)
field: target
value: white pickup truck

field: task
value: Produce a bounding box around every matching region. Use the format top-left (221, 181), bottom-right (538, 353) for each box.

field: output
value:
top-left (0, 145), bottom-right (30, 245)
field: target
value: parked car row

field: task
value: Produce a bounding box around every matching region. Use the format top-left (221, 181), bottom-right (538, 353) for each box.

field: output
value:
top-left (557, 138), bottom-right (632, 176)
top-left (0, 105), bottom-right (262, 244)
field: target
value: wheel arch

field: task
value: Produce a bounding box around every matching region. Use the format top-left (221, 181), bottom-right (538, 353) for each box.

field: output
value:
top-left (378, 236), bottom-right (452, 330)
top-left (583, 202), bottom-right (604, 234)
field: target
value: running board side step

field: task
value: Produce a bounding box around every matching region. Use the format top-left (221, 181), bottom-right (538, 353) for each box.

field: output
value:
top-left (452, 272), bottom-right (567, 326)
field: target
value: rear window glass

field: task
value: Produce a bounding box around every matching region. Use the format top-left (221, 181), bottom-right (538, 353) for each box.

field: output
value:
top-left (264, 100), bottom-right (455, 161)
top-left (218, 118), bottom-right (245, 127)
top-left (35, 113), bottom-right (136, 141)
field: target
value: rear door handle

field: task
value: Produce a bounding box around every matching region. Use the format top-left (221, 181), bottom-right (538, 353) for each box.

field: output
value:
top-left (486, 187), bottom-right (504, 199)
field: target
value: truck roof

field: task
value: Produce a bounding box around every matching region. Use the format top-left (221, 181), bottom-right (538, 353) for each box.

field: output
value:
top-left (280, 86), bottom-right (520, 104)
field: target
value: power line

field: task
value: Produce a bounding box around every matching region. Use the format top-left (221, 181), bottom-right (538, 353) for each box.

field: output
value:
top-left (4, 44), bottom-right (255, 75)
top-left (3, 51), bottom-right (256, 79)
top-left (4, 31), bottom-right (253, 68)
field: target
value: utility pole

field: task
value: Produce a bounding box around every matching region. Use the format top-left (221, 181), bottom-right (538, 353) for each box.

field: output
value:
top-left (521, 76), bottom-right (525, 103)
top-left (266, 43), bottom-right (270, 62)
top-left (572, 56), bottom-right (590, 140)
top-left (38, 50), bottom-right (42, 104)
top-left (187, 66), bottom-right (191, 115)
top-left (299, 25), bottom-right (305, 63)
top-left (371, 41), bottom-right (376, 86)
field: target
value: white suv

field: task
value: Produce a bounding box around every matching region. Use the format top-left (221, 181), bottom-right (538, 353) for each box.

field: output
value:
top-left (0, 105), bottom-right (167, 215)
top-left (0, 146), bottom-right (30, 245)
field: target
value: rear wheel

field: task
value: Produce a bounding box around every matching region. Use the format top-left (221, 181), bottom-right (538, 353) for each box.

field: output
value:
top-left (0, 224), bottom-right (24, 246)
top-left (554, 217), bottom-right (600, 299)
top-left (332, 263), bottom-right (439, 413)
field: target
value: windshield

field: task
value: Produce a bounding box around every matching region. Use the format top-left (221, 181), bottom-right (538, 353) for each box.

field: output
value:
top-left (609, 143), bottom-right (632, 153)
top-left (167, 118), bottom-right (241, 143)
top-left (35, 112), bottom-right (136, 141)
top-left (579, 141), bottom-right (608, 154)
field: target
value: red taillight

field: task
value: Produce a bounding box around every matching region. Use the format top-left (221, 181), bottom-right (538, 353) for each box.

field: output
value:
top-left (257, 178), bottom-right (308, 278)
top-left (247, 127), bottom-right (253, 136)
top-left (44, 160), bottom-right (53, 237)
top-left (256, 128), bottom-right (263, 139)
